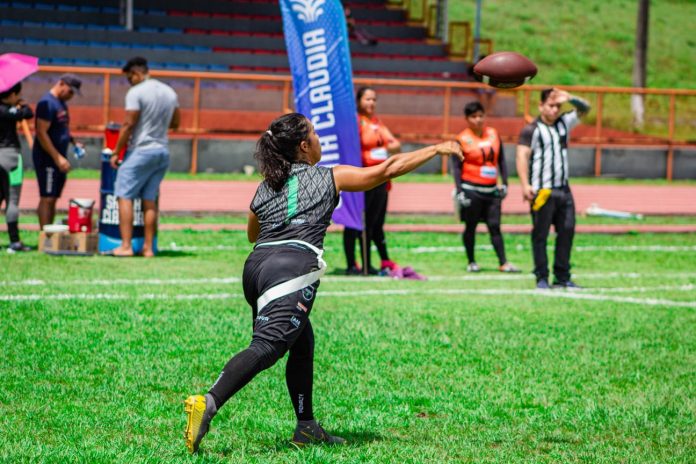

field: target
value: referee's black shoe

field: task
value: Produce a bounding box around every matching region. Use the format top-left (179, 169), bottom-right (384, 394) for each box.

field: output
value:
top-left (291, 420), bottom-right (346, 447)
top-left (553, 280), bottom-right (583, 290)
top-left (536, 279), bottom-right (550, 290)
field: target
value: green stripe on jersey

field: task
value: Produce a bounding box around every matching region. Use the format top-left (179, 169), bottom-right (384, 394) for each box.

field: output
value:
top-left (286, 175), bottom-right (298, 223)
top-left (9, 155), bottom-right (23, 186)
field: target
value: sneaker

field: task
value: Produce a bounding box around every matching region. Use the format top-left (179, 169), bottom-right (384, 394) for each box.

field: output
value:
top-left (184, 393), bottom-right (217, 454)
top-left (536, 279), bottom-right (550, 290)
top-left (6, 241), bottom-right (32, 254)
top-left (402, 266), bottom-right (427, 281)
top-left (380, 259), bottom-right (398, 271)
top-left (466, 262), bottom-right (480, 273)
top-left (291, 420), bottom-right (346, 447)
top-left (499, 263), bottom-right (521, 273)
top-left (553, 280), bottom-right (583, 290)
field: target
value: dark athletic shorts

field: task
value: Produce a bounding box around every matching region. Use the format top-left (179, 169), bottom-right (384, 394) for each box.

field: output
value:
top-left (242, 243), bottom-right (321, 351)
top-left (33, 152), bottom-right (67, 198)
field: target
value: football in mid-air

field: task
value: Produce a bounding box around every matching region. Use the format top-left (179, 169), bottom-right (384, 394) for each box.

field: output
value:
top-left (472, 51), bottom-right (537, 88)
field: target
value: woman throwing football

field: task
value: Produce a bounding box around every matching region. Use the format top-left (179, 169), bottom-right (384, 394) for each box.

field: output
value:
top-left (184, 113), bottom-right (461, 453)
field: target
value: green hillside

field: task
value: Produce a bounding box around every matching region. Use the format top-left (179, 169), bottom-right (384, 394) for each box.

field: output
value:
top-left (449, 0), bottom-right (696, 89)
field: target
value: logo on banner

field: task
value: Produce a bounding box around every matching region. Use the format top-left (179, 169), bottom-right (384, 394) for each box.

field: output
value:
top-left (290, 0), bottom-right (325, 22)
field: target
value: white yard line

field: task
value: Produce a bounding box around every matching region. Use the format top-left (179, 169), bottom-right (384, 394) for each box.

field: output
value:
top-left (160, 244), bottom-right (696, 253)
top-left (2, 272), bottom-right (696, 287)
top-left (0, 293), bottom-right (242, 301)
top-left (2, 287), bottom-right (694, 308)
top-left (406, 245), bottom-right (696, 254)
top-left (0, 277), bottom-right (241, 287)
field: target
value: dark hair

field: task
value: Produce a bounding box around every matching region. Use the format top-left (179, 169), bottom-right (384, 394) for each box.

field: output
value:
top-left (540, 88), bottom-right (554, 103)
top-left (0, 82), bottom-right (22, 100)
top-left (255, 113), bottom-right (311, 191)
top-left (464, 101), bottom-right (485, 117)
top-left (356, 86), bottom-right (375, 106)
top-left (122, 56), bottom-right (149, 73)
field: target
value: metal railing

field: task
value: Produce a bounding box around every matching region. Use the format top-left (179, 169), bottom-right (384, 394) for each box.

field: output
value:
top-left (26, 66), bottom-right (696, 179)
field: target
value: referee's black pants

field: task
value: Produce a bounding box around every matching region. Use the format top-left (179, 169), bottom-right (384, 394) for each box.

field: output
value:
top-left (531, 186), bottom-right (575, 283)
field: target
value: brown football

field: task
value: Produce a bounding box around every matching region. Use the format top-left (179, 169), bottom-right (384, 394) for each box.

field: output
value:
top-left (473, 51), bottom-right (537, 89)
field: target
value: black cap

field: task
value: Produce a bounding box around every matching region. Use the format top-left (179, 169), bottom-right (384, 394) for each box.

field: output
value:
top-left (59, 73), bottom-right (82, 96)
top-left (122, 56), bottom-right (149, 73)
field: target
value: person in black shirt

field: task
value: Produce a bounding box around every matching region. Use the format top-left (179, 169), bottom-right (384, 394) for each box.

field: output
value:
top-left (184, 113), bottom-right (462, 454)
top-left (0, 82), bottom-right (33, 252)
top-left (32, 74), bottom-right (82, 229)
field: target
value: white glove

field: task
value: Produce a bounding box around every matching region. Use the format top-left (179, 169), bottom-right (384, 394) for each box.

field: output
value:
top-left (101, 147), bottom-right (114, 156)
top-left (456, 191), bottom-right (471, 208)
top-left (498, 185), bottom-right (508, 199)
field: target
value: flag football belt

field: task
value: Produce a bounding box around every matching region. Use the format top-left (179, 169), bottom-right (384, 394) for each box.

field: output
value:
top-left (254, 239), bottom-right (327, 312)
top-left (461, 183), bottom-right (498, 194)
top-left (9, 154), bottom-right (23, 186)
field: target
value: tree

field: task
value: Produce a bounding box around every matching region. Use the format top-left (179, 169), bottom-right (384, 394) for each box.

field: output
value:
top-left (631, 0), bottom-right (649, 130)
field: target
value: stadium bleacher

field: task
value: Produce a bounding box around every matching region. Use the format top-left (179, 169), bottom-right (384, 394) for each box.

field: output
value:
top-left (0, 0), bottom-right (470, 79)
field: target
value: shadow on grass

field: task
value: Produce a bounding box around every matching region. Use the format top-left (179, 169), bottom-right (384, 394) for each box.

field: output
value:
top-left (215, 431), bottom-right (386, 456)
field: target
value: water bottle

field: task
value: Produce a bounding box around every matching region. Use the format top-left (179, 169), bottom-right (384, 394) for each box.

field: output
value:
top-left (73, 145), bottom-right (86, 160)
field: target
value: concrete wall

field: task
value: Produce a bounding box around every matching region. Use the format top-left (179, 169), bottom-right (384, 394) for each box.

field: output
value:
top-left (19, 136), bottom-right (696, 179)
top-left (600, 147), bottom-right (667, 179)
top-left (674, 149), bottom-right (696, 180)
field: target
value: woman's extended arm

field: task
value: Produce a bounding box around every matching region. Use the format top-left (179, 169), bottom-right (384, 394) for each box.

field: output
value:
top-left (333, 141), bottom-right (462, 193)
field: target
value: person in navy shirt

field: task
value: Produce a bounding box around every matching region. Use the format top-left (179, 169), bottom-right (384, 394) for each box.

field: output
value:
top-left (32, 73), bottom-right (83, 228)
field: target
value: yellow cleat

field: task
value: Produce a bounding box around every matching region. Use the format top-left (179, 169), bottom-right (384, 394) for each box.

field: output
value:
top-left (184, 394), bottom-right (217, 454)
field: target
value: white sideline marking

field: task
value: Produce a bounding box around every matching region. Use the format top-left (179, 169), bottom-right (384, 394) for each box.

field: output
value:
top-left (0, 277), bottom-right (241, 287)
top-left (591, 284), bottom-right (695, 293)
top-left (319, 288), bottom-right (696, 308)
top-left (0, 293), bottom-right (242, 301)
top-left (407, 245), bottom-right (696, 254)
top-left (2, 287), bottom-right (695, 308)
top-left (575, 245), bottom-right (696, 252)
top-left (2, 272), bottom-right (696, 287)
top-left (159, 244), bottom-right (696, 254)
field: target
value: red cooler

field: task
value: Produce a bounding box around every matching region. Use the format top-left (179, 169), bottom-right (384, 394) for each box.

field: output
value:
top-left (105, 122), bottom-right (127, 161)
top-left (68, 198), bottom-right (95, 232)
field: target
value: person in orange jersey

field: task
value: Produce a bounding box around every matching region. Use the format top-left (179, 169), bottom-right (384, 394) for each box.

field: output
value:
top-left (343, 87), bottom-right (401, 274)
top-left (451, 101), bottom-right (519, 273)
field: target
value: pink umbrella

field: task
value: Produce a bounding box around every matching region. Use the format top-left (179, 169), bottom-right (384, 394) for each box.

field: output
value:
top-left (0, 53), bottom-right (39, 92)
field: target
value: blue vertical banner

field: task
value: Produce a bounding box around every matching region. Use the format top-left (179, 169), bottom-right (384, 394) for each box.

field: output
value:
top-left (280, 0), bottom-right (364, 230)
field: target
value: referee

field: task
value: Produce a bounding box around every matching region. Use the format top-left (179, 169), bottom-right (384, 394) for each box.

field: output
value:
top-left (516, 88), bottom-right (590, 289)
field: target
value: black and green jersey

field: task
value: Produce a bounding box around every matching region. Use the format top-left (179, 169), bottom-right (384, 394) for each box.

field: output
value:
top-left (251, 163), bottom-right (338, 249)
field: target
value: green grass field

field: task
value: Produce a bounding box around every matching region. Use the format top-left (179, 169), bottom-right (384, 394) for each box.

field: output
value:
top-left (2, 229), bottom-right (695, 463)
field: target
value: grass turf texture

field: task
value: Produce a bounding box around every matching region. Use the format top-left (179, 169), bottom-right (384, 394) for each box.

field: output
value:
top-left (2, 231), bottom-right (695, 463)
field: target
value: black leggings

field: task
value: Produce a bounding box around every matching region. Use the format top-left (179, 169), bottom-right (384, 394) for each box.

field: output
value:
top-left (343, 182), bottom-right (390, 269)
top-left (208, 246), bottom-right (319, 421)
top-left (460, 190), bottom-right (507, 265)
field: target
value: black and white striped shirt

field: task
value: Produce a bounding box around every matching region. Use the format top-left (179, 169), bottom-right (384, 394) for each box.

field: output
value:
top-left (518, 111), bottom-right (580, 189)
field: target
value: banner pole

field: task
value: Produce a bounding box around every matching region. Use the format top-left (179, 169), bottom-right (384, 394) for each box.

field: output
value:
top-left (361, 209), bottom-right (368, 276)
